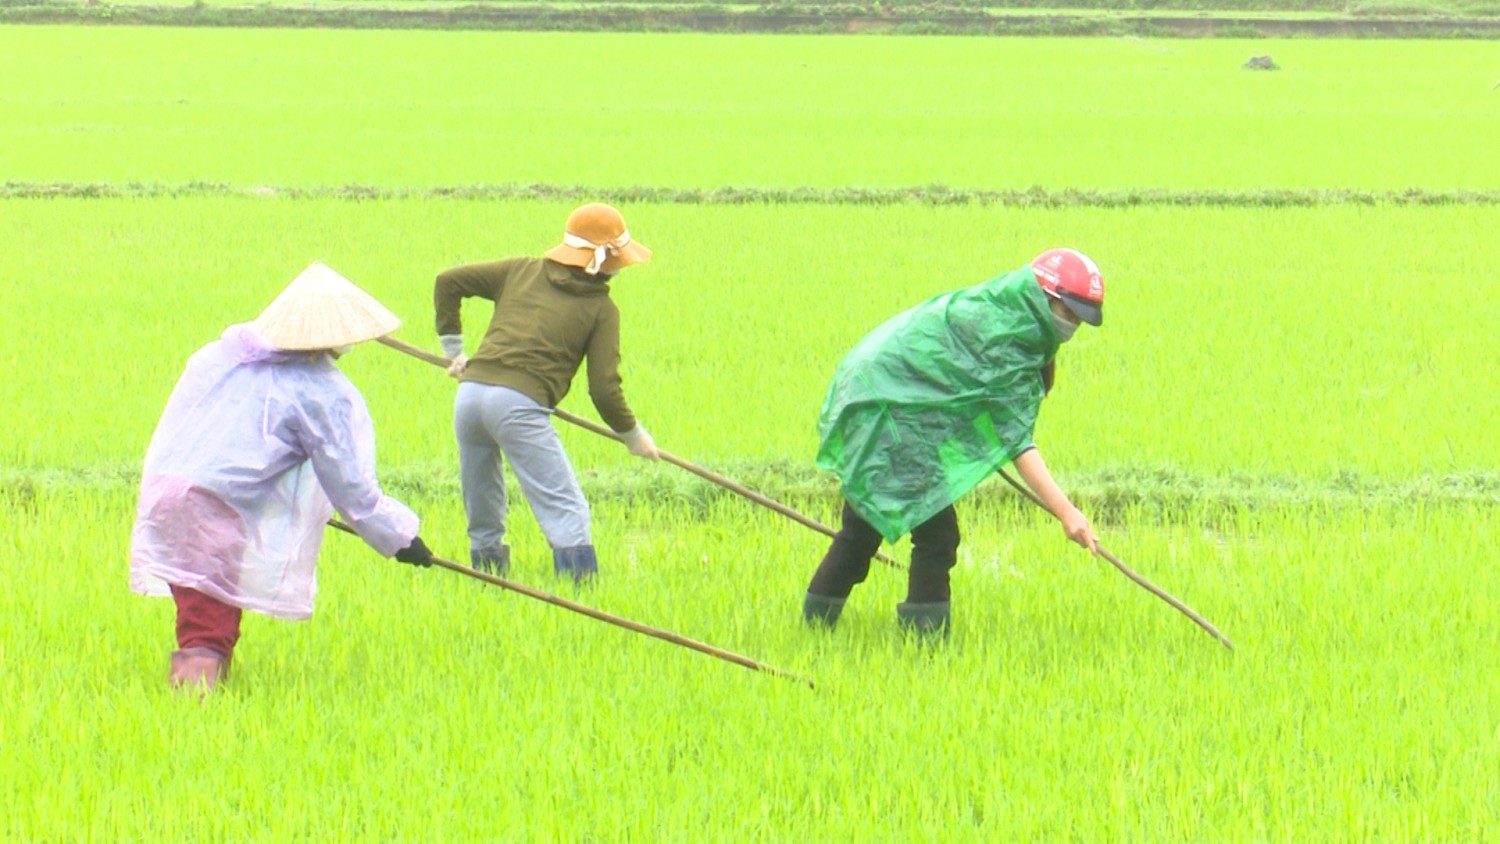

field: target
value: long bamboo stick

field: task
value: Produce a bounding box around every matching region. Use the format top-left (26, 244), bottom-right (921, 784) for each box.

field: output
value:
top-left (327, 519), bottom-right (815, 687)
top-left (995, 468), bottom-right (1235, 651)
top-left (375, 334), bottom-right (902, 569)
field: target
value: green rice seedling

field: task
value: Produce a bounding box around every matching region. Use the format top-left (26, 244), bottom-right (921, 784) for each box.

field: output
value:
top-left (3, 28), bottom-right (1498, 190)
top-left (5, 481), bottom-right (1498, 839)
top-left (2, 198), bottom-right (1495, 482)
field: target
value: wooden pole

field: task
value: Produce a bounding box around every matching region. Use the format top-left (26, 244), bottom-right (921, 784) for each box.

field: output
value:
top-left (995, 469), bottom-right (1235, 651)
top-left (328, 519), bottom-right (815, 688)
top-left (375, 334), bottom-right (902, 569)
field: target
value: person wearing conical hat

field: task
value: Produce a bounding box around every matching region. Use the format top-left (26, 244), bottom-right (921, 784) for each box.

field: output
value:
top-left (131, 262), bottom-right (435, 691)
top-left (802, 248), bottom-right (1106, 637)
top-left (434, 203), bottom-right (658, 583)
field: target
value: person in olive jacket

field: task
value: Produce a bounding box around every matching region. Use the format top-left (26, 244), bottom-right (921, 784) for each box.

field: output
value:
top-left (435, 203), bottom-right (658, 583)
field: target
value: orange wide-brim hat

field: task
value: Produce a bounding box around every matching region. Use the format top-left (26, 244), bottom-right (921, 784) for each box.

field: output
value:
top-left (543, 203), bottom-right (652, 276)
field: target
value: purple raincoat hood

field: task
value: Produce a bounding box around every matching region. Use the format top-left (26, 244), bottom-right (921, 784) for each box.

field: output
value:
top-left (221, 323), bottom-right (314, 365)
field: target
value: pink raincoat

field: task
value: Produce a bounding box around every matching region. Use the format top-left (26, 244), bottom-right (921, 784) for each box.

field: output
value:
top-left (130, 324), bottom-right (419, 620)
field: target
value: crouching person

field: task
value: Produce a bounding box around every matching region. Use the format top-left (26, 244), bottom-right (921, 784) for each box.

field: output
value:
top-left (130, 262), bottom-right (434, 691)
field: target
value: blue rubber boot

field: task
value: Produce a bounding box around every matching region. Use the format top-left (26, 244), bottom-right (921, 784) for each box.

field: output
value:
top-left (470, 544), bottom-right (511, 578)
top-left (896, 601), bottom-right (951, 639)
top-left (802, 593), bottom-right (847, 628)
top-left (553, 544), bottom-right (598, 584)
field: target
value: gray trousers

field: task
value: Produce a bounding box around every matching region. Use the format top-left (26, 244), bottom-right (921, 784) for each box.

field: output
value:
top-left (454, 382), bottom-right (591, 550)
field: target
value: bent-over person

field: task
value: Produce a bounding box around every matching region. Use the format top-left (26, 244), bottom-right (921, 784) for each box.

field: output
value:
top-left (804, 248), bottom-right (1107, 637)
top-left (131, 262), bottom-right (434, 691)
top-left (435, 203), bottom-right (659, 583)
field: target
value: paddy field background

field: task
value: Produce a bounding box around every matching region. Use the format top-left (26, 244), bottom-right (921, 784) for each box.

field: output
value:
top-left (2, 26), bottom-right (1499, 840)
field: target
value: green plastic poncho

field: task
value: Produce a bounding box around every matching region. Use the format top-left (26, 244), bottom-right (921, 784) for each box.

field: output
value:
top-left (816, 267), bottom-right (1060, 541)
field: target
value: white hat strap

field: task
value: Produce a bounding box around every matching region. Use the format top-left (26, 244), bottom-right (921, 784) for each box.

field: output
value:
top-left (563, 230), bottom-right (631, 275)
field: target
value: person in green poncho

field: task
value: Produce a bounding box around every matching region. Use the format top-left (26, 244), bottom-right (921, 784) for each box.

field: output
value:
top-left (803, 248), bottom-right (1106, 636)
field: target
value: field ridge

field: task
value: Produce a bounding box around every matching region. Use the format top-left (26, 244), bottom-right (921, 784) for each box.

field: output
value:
top-left (9, 463), bottom-right (1497, 524)
top-left (10, 181), bottom-right (1500, 207)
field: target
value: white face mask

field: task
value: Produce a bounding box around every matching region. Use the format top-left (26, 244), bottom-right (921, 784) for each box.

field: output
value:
top-left (1051, 310), bottom-right (1079, 342)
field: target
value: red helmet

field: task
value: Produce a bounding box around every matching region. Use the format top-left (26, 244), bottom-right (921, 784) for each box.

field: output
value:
top-left (1031, 248), bottom-right (1103, 326)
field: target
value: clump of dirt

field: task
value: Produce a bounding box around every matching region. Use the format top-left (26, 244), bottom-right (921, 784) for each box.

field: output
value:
top-left (1243, 55), bottom-right (1280, 71)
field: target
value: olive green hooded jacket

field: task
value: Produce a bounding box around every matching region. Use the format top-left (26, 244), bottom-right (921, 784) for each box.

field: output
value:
top-left (435, 257), bottom-right (637, 433)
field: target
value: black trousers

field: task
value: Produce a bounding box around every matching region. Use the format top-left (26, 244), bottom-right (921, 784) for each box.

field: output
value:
top-left (807, 502), bottom-right (960, 604)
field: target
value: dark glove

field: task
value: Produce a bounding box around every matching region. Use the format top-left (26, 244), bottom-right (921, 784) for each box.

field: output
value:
top-left (394, 536), bottom-right (433, 567)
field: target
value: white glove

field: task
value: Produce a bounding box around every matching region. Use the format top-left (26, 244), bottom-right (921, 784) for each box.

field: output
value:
top-left (620, 424), bottom-right (659, 460)
top-left (446, 353), bottom-right (468, 379)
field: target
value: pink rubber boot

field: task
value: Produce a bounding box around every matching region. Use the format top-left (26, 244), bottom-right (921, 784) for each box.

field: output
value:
top-left (169, 647), bottom-right (228, 691)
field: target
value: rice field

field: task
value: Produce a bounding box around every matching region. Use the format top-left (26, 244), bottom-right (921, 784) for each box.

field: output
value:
top-left (3, 24), bottom-right (1499, 841)
top-left (4, 28), bottom-right (1500, 190)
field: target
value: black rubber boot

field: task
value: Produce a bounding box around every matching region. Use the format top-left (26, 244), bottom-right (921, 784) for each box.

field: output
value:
top-left (470, 544), bottom-right (511, 578)
top-left (553, 544), bottom-right (598, 584)
top-left (802, 592), bottom-right (847, 628)
top-left (896, 601), bottom-right (951, 639)
top-left (906, 505), bottom-right (959, 604)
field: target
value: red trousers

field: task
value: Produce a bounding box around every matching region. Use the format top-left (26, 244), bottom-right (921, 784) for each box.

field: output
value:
top-left (170, 584), bottom-right (243, 659)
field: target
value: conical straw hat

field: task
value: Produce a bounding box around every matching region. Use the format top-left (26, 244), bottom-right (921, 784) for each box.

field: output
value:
top-left (252, 262), bottom-right (402, 351)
